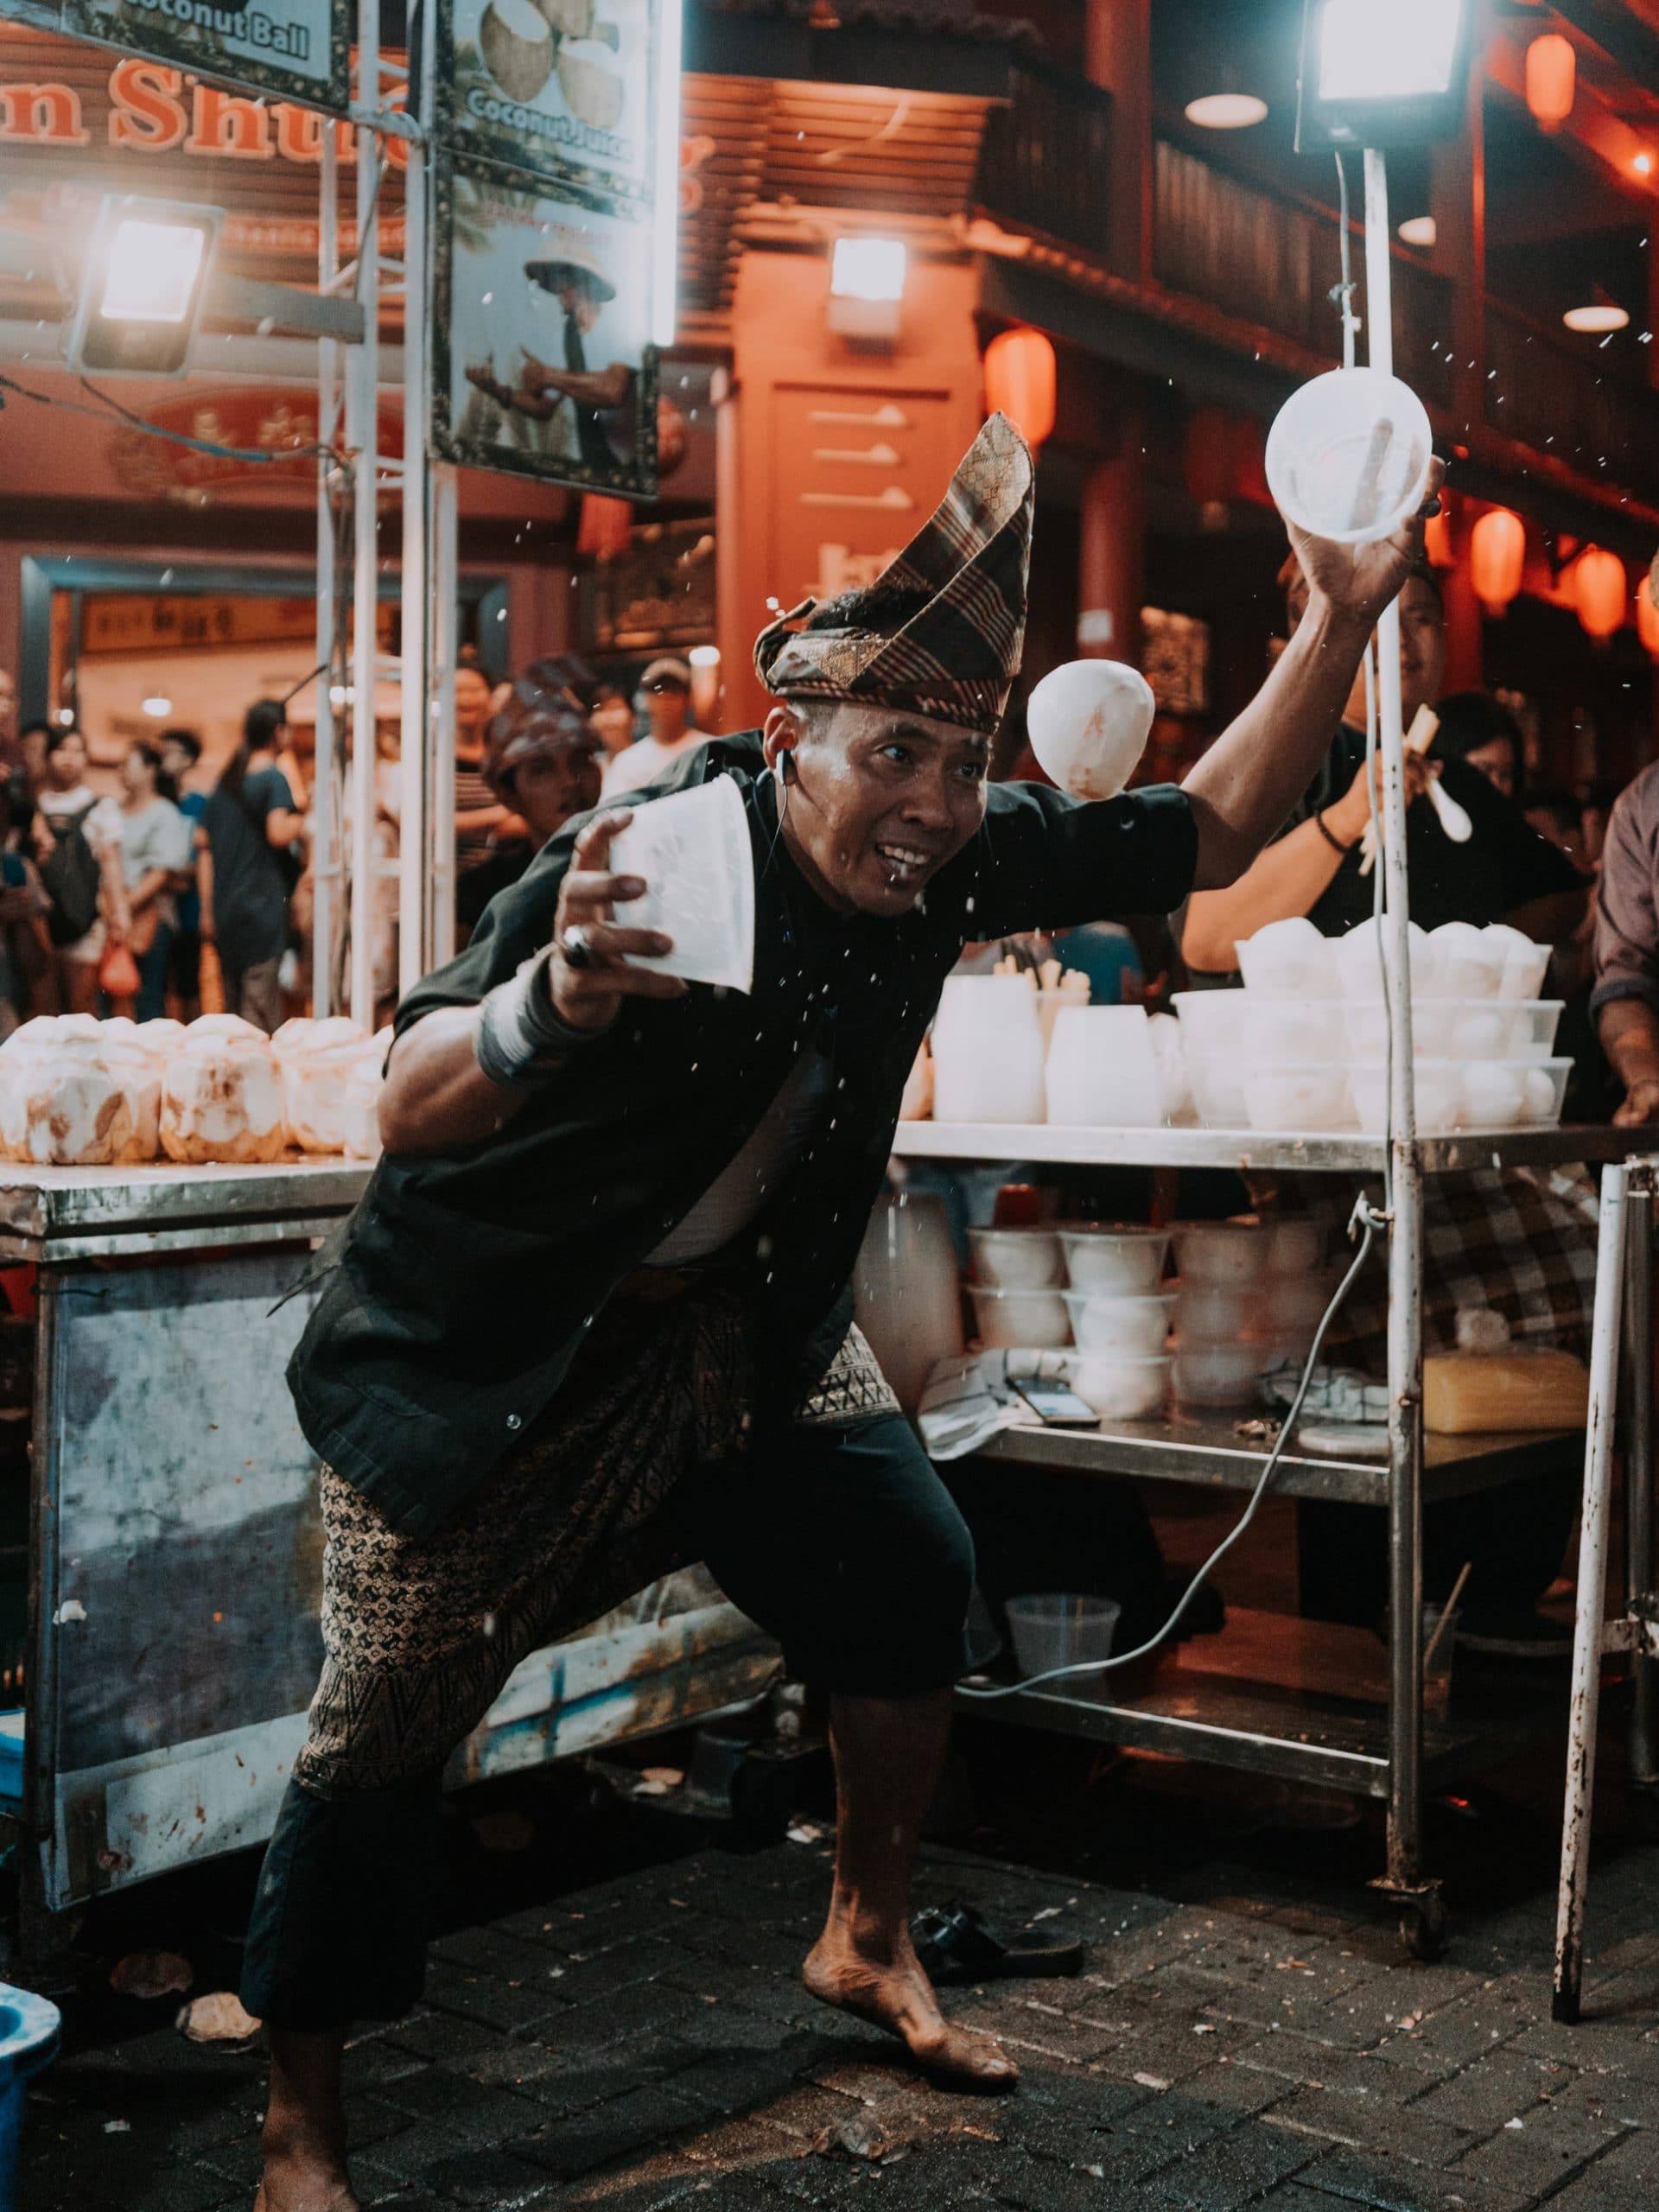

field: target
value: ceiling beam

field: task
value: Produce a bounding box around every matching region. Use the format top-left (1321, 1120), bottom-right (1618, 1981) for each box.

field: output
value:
top-left (1548, 0), bottom-right (1659, 88)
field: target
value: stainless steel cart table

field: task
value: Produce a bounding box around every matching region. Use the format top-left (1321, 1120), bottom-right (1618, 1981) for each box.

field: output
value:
top-left (3, 1162), bottom-right (778, 1951)
top-left (893, 1118), bottom-right (1637, 1957)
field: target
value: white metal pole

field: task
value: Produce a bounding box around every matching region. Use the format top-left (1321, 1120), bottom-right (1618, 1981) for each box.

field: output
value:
top-left (1364, 145), bottom-right (1426, 1895)
top-left (312, 128), bottom-right (343, 1019)
top-left (1554, 1162), bottom-right (1630, 2023)
top-left (347, 0), bottom-right (382, 1030)
top-left (429, 464), bottom-right (458, 973)
top-left (397, 0), bottom-right (433, 1001)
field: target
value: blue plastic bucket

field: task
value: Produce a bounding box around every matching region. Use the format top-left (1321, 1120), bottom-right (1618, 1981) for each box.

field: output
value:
top-left (0, 1983), bottom-right (60, 2212)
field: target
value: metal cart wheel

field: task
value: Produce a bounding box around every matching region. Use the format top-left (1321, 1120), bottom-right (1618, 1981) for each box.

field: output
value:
top-left (1399, 1891), bottom-right (1450, 1961)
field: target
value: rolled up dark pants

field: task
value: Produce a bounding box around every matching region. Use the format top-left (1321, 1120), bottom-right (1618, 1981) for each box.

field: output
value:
top-left (242, 1316), bottom-right (973, 2030)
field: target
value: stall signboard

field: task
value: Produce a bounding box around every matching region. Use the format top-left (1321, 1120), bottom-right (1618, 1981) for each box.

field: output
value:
top-left (0, 0), bottom-right (353, 117)
top-left (436, 0), bottom-right (652, 206)
top-left (433, 147), bottom-right (658, 495)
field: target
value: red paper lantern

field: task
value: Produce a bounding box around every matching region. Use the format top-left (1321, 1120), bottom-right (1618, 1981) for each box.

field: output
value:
top-left (1574, 546), bottom-right (1628, 640)
top-left (1637, 580), bottom-right (1659, 660)
top-left (1424, 496), bottom-right (1455, 570)
top-left (984, 327), bottom-right (1057, 452)
top-left (577, 493), bottom-right (633, 560)
top-left (1525, 35), bottom-right (1576, 134)
top-left (1470, 506), bottom-right (1525, 615)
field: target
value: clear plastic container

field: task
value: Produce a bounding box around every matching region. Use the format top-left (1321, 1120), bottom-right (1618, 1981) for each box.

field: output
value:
top-left (1173, 1279), bottom-right (1252, 1340)
top-left (1186, 1057), bottom-right (1249, 1129)
top-left (1072, 1352), bottom-right (1171, 1422)
top-left (1058, 1224), bottom-right (1170, 1295)
top-left (968, 1226), bottom-right (1064, 1290)
top-left (1173, 1219), bottom-right (1274, 1287)
top-left (1265, 1216), bottom-right (1325, 1274)
top-left (1006, 1592), bottom-right (1122, 1684)
top-left (1247, 1001), bottom-right (1349, 1065)
top-left (1242, 1065), bottom-right (1355, 1133)
top-left (1171, 989), bottom-right (1244, 1057)
top-left (969, 1284), bottom-right (1071, 1350)
top-left (1173, 1338), bottom-right (1265, 1408)
top-left (1344, 999), bottom-right (1456, 1059)
top-left (1519, 1057), bottom-right (1572, 1126)
top-left (1484, 925), bottom-right (1551, 1002)
top-left (1459, 1058), bottom-right (1571, 1129)
top-left (1063, 1289), bottom-right (1176, 1357)
top-left (1351, 1060), bottom-right (1462, 1135)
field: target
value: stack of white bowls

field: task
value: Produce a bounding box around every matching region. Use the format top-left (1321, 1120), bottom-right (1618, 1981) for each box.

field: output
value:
top-left (968, 1222), bottom-right (1173, 1420)
top-left (1172, 917), bottom-right (1568, 1135)
top-left (929, 979), bottom-right (1180, 1129)
top-left (1169, 1217), bottom-right (1330, 1410)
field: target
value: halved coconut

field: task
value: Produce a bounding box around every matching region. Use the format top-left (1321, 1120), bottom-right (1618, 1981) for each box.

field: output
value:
top-left (557, 36), bottom-right (624, 130)
top-left (480, 0), bottom-right (555, 103)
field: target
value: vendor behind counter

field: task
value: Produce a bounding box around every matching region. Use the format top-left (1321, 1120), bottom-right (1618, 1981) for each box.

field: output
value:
top-left (1180, 556), bottom-right (1595, 1661)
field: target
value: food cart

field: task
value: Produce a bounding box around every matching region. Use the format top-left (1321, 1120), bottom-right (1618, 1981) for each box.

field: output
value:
top-left (4, 1160), bottom-right (779, 1956)
top-left (893, 1115), bottom-right (1641, 1959)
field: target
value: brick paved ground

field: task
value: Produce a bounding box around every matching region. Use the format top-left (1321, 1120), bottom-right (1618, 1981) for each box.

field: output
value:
top-left (23, 1771), bottom-right (1659, 2212)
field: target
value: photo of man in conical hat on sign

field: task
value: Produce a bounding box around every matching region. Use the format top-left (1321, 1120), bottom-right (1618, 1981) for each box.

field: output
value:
top-left (462, 231), bottom-right (637, 471)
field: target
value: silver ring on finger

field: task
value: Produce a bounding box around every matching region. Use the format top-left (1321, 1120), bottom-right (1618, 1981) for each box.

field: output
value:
top-left (560, 924), bottom-right (595, 972)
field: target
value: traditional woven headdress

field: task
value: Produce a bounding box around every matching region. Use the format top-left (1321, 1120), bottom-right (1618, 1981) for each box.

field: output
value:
top-left (753, 412), bottom-right (1034, 737)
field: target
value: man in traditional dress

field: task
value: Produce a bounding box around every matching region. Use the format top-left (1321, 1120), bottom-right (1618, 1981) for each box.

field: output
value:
top-left (245, 416), bottom-right (1438, 2211)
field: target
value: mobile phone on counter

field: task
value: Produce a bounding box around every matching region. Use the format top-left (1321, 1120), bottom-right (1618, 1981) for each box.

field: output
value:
top-left (1013, 1382), bottom-right (1100, 1427)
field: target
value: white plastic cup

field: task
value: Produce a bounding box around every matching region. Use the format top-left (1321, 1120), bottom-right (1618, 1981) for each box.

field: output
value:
top-left (1046, 1006), bottom-right (1163, 1127)
top-left (931, 976), bottom-right (1046, 1125)
top-left (1005, 1593), bottom-right (1122, 1687)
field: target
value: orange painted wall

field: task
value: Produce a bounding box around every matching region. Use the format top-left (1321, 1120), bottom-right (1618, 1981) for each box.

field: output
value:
top-left (717, 247), bottom-right (986, 732)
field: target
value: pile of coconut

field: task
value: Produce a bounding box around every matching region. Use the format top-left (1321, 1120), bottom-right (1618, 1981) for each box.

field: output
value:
top-left (0, 1014), bottom-right (390, 1166)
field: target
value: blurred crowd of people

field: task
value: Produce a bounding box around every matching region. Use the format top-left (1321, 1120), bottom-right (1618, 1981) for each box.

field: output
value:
top-left (0, 647), bottom-right (705, 1037)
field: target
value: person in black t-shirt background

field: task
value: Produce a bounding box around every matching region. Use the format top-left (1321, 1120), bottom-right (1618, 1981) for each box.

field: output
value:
top-left (1183, 560), bottom-right (1586, 976)
top-left (199, 699), bottom-right (305, 1035)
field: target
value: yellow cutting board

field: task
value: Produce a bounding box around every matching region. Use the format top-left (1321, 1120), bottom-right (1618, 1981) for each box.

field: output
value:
top-left (1423, 1350), bottom-right (1590, 1434)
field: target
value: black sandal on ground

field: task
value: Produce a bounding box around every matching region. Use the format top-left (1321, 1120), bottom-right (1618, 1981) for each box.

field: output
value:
top-left (911, 1901), bottom-right (1084, 1986)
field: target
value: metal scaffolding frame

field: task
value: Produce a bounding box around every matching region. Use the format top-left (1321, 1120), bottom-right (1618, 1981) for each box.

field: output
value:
top-left (311, 0), bottom-right (457, 1020)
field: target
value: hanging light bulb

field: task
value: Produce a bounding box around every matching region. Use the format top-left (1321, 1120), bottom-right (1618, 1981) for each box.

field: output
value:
top-left (1524, 34), bottom-right (1575, 134)
top-left (1573, 546), bottom-right (1628, 640)
top-left (983, 327), bottom-right (1057, 452)
top-left (1470, 507), bottom-right (1525, 615)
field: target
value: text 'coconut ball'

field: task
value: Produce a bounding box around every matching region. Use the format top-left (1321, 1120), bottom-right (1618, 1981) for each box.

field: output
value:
top-left (1026, 660), bottom-right (1156, 801)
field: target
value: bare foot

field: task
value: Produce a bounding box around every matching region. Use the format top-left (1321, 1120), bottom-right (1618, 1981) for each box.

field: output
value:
top-left (804, 1929), bottom-right (1019, 2089)
top-left (251, 2150), bottom-right (359, 2211)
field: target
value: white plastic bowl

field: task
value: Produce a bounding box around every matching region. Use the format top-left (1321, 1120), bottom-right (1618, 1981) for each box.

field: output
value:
top-left (968, 1226), bottom-right (1064, 1290)
top-left (1484, 925), bottom-right (1551, 1002)
top-left (1265, 366), bottom-right (1434, 545)
top-left (1072, 1352), bottom-right (1172, 1422)
top-left (1173, 1338), bottom-right (1265, 1409)
top-left (1243, 1065), bottom-right (1355, 1134)
top-left (1186, 1057), bottom-right (1249, 1129)
top-left (1173, 1219), bottom-right (1274, 1287)
top-left (1058, 1224), bottom-right (1170, 1295)
top-left (1237, 917), bottom-right (1340, 1001)
top-left (969, 1284), bottom-right (1071, 1350)
top-left (1063, 1289), bottom-right (1176, 1357)
top-left (1428, 921), bottom-right (1508, 1001)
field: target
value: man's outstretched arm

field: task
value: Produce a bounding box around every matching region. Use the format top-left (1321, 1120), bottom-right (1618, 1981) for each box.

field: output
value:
top-left (1182, 460), bottom-right (1446, 892)
top-left (379, 810), bottom-right (684, 1156)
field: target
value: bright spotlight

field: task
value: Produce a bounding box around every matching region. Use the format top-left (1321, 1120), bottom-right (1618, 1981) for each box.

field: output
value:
top-left (1296, 0), bottom-right (1473, 151)
top-left (66, 195), bottom-right (222, 376)
top-left (141, 696), bottom-right (173, 718)
top-left (830, 238), bottom-right (908, 304)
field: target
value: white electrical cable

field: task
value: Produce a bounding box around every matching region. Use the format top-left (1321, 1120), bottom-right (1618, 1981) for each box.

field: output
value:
top-left (957, 1207), bottom-right (1380, 1702)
